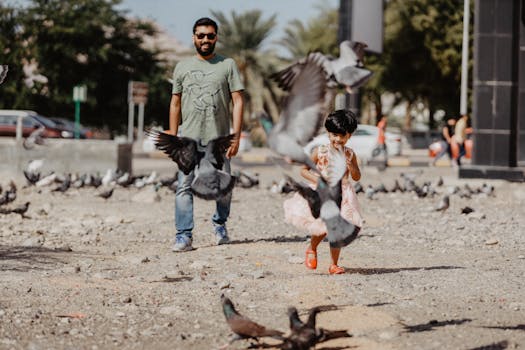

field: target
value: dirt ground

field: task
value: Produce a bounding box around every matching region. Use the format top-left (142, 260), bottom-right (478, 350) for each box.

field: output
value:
top-left (1, 154), bottom-right (524, 350)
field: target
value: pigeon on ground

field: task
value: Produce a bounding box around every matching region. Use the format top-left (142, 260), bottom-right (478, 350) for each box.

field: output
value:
top-left (436, 176), bottom-right (444, 187)
top-left (233, 170), bottom-right (259, 188)
top-left (435, 195), bottom-right (450, 212)
top-left (0, 181), bottom-right (17, 206)
top-left (147, 130), bottom-right (236, 200)
top-left (461, 206), bottom-right (474, 215)
top-left (390, 179), bottom-right (404, 193)
top-left (365, 185), bottom-right (376, 200)
top-left (97, 188), bottom-right (114, 200)
top-left (0, 201), bottom-right (31, 218)
top-left (282, 306), bottom-right (351, 350)
top-left (285, 149), bottom-right (361, 248)
top-left (36, 173), bottom-right (57, 187)
top-left (259, 41), bottom-right (372, 169)
top-left (353, 182), bottom-right (363, 194)
top-left (480, 183), bottom-right (495, 196)
top-left (221, 294), bottom-right (284, 345)
top-left (52, 174), bottom-right (71, 193)
top-left (0, 65), bottom-right (8, 84)
top-left (23, 170), bottom-right (41, 186)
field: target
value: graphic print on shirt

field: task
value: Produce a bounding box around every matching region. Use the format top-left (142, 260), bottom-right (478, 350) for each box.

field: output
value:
top-left (185, 70), bottom-right (221, 131)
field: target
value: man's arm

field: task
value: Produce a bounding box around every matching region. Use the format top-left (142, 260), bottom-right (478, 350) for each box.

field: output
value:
top-left (226, 90), bottom-right (244, 158)
top-left (168, 93), bottom-right (182, 136)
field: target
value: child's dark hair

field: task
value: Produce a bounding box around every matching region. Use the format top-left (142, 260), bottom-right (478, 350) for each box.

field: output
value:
top-left (324, 109), bottom-right (358, 135)
top-left (193, 17), bottom-right (218, 34)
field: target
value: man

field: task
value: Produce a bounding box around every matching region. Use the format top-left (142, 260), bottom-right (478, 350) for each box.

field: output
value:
top-left (168, 17), bottom-right (244, 252)
top-left (372, 115), bottom-right (388, 168)
top-left (453, 114), bottom-right (469, 167)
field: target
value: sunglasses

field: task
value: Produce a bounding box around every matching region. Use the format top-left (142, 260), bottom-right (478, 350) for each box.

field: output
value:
top-left (195, 33), bottom-right (216, 40)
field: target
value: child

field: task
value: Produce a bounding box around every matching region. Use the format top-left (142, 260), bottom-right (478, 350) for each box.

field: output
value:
top-left (283, 109), bottom-right (363, 275)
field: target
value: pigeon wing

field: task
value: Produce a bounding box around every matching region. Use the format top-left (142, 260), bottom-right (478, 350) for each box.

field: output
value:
top-left (274, 53), bottom-right (329, 146)
top-left (146, 129), bottom-right (199, 174)
top-left (285, 175), bottom-right (321, 218)
top-left (208, 133), bottom-right (236, 169)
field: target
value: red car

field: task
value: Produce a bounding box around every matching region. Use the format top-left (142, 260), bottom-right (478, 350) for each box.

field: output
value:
top-left (0, 110), bottom-right (71, 138)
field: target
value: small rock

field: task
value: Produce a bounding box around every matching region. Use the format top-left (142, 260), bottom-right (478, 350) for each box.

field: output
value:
top-left (288, 256), bottom-right (304, 264)
top-left (115, 312), bottom-right (126, 317)
top-left (219, 282), bottom-right (231, 290)
top-left (485, 239), bottom-right (499, 245)
top-left (122, 297), bottom-right (132, 304)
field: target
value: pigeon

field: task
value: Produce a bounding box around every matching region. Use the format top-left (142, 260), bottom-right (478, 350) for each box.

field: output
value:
top-left (480, 183), bottom-right (495, 196)
top-left (36, 173), bottom-right (57, 187)
top-left (0, 65), bottom-right (8, 84)
top-left (0, 201), bottom-right (31, 218)
top-left (0, 181), bottom-right (17, 206)
top-left (285, 149), bottom-right (360, 248)
top-left (365, 185), bottom-right (375, 200)
top-left (282, 306), bottom-right (351, 350)
top-left (52, 174), bottom-right (71, 193)
top-left (260, 41), bottom-right (373, 169)
top-left (23, 126), bottom-right (46, 150)
top-left (435, 195), bottom-right (450, 212)
top-left (101, 169), bottom-right (116, 187)
top-left (390, 179), bottom-right (404, 193)
top-left (353, 181), bottom-right (363, 194)
top-left (461, 206), bottom-right (474, 215)
top-left (27, 159), bottom-right (44, 173)
top-left (97, 188), bottom-right (114, 200)
top-left (116, 172), bottom-right (133, 187)
top-left (436, 176), bottom-right (444, 187)
top-left (23, 170), bottom-right (41, 186)
top-left (233, 170), bottom-right (259, 188)
top-left (221, 294), bottom-right (284, 345)
top-left (147, 130), bottom-right (236, 200)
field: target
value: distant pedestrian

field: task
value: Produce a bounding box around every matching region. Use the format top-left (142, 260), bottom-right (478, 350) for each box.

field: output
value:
top-left (432, 117), bottom-right (456, 166)
top-left (371, 115), bottom-right (388, 168)
top-left (283, 109), bottom-right (363, 275)
top-left (167, 17), bottom-right (244, 252)
top-left (453, 114), bottom-right (469, 166)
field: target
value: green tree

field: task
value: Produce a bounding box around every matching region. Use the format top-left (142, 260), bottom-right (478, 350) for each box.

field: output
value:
top-left (2, 0), bottom-right (172, 134)
top-left (279, 1), bottom-right (339, 59)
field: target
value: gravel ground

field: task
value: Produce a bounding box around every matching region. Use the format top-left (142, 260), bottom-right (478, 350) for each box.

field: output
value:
top-left (0, 156), bottom-right (524, 350)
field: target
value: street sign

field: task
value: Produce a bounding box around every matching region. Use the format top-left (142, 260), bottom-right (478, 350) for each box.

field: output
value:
top-left (73, 85), bottom-right (87, 102)
top-left (128, 81), bottom-right (149, 104)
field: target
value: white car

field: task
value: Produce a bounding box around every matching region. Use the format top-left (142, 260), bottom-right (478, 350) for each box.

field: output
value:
top-left (304, 124), bottom-right (402, 164)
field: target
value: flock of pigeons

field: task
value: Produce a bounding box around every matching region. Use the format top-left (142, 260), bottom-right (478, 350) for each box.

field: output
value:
top-left (221, 295), bottom-right (351, 350)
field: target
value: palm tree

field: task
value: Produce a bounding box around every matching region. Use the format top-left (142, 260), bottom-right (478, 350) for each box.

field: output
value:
top-left (211, 9), bottom-right (283, 135)
top-left (278, 1), bottom-right (339, 60)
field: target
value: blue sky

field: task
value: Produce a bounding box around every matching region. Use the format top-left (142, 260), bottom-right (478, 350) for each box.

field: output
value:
top-left (116, 0), bottom-right (338, 49)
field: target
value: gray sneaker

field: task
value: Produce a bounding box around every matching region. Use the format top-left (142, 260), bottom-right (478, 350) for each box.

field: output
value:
top-left (172, 235), bottom-right (193, 252)
top-left (213, 224), bottom-right (230, 245)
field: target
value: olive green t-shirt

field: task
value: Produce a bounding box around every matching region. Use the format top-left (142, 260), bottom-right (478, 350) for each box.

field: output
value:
top-left (172, 54), bottom-right (244, 144)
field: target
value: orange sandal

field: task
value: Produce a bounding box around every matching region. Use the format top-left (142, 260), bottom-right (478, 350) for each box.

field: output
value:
top-left (328, 264), bottom-right (345, 275)
top-left (305, 248), bottom-right (317, 270)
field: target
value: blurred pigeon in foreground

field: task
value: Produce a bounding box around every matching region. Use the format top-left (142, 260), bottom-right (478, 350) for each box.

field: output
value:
top-left (97, 188), bottom-right (114, 200)
top-left (220, 294), bottom-right (283, 346)
top-left (147, 130), bottom-right (236, 200)
top-left (286, 150), bottom-right (361, 248)
top-left (259, 41), bottom-right (372, 169)
top-left (0, 65), bottom-right (8, 84)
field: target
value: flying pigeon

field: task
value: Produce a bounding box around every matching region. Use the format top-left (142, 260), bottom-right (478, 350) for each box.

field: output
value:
top-left (220, 294), bottom-right (284, 345)
top-left (0, 65), bottom-right (8, 84)
top-left (285, 149), bottom-right (361, 248)
top-left (146, 130), bottom-right (236, 200)
top-left (435, 195), bottom-right (450, 212)
top-left (259, 41), bottom-right (373, 169)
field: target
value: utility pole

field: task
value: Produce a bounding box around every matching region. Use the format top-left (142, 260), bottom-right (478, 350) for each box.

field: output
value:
top-left (459, 0), bottom-right (470, 115)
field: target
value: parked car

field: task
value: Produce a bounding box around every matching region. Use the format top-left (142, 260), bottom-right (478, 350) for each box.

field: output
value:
top-left (49, 117), bottom-right (93, 139)
top-left (0, 110), bottom-right (72, 138)
top-left (304, 124), bottom-right (403, 163)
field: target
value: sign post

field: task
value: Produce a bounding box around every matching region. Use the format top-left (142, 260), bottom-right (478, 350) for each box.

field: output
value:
top-left (127, 81), bottom-right (149, 143)
top-left (73, 85), bottom-right (87, 139)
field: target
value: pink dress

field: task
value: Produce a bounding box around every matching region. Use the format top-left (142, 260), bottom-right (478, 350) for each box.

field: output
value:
top-left (283, 144), bottom-right (364, 236)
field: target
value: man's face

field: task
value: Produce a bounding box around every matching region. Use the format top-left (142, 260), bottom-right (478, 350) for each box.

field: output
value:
top-left (193, 25), bottom-right (217, 57)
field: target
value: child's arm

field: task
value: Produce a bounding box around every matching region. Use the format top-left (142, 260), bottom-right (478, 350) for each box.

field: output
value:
top-left (300, 147), bottom-right (320, 185)
top-left (346, 149), bottom-right (361, 181)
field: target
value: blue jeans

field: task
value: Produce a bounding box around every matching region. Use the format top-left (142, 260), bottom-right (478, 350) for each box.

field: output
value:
top-left (175, 158), bottom-right (231, 238)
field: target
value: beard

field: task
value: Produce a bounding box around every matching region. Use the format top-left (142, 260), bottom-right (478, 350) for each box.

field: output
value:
top-left (195, 42), bottom-right (215, 57)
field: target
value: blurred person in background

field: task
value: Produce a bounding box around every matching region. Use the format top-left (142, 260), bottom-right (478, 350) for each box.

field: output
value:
top-left (432, 117), bottom-right (456, 166)
top-left (453, 114), bottom-right (469, 167)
